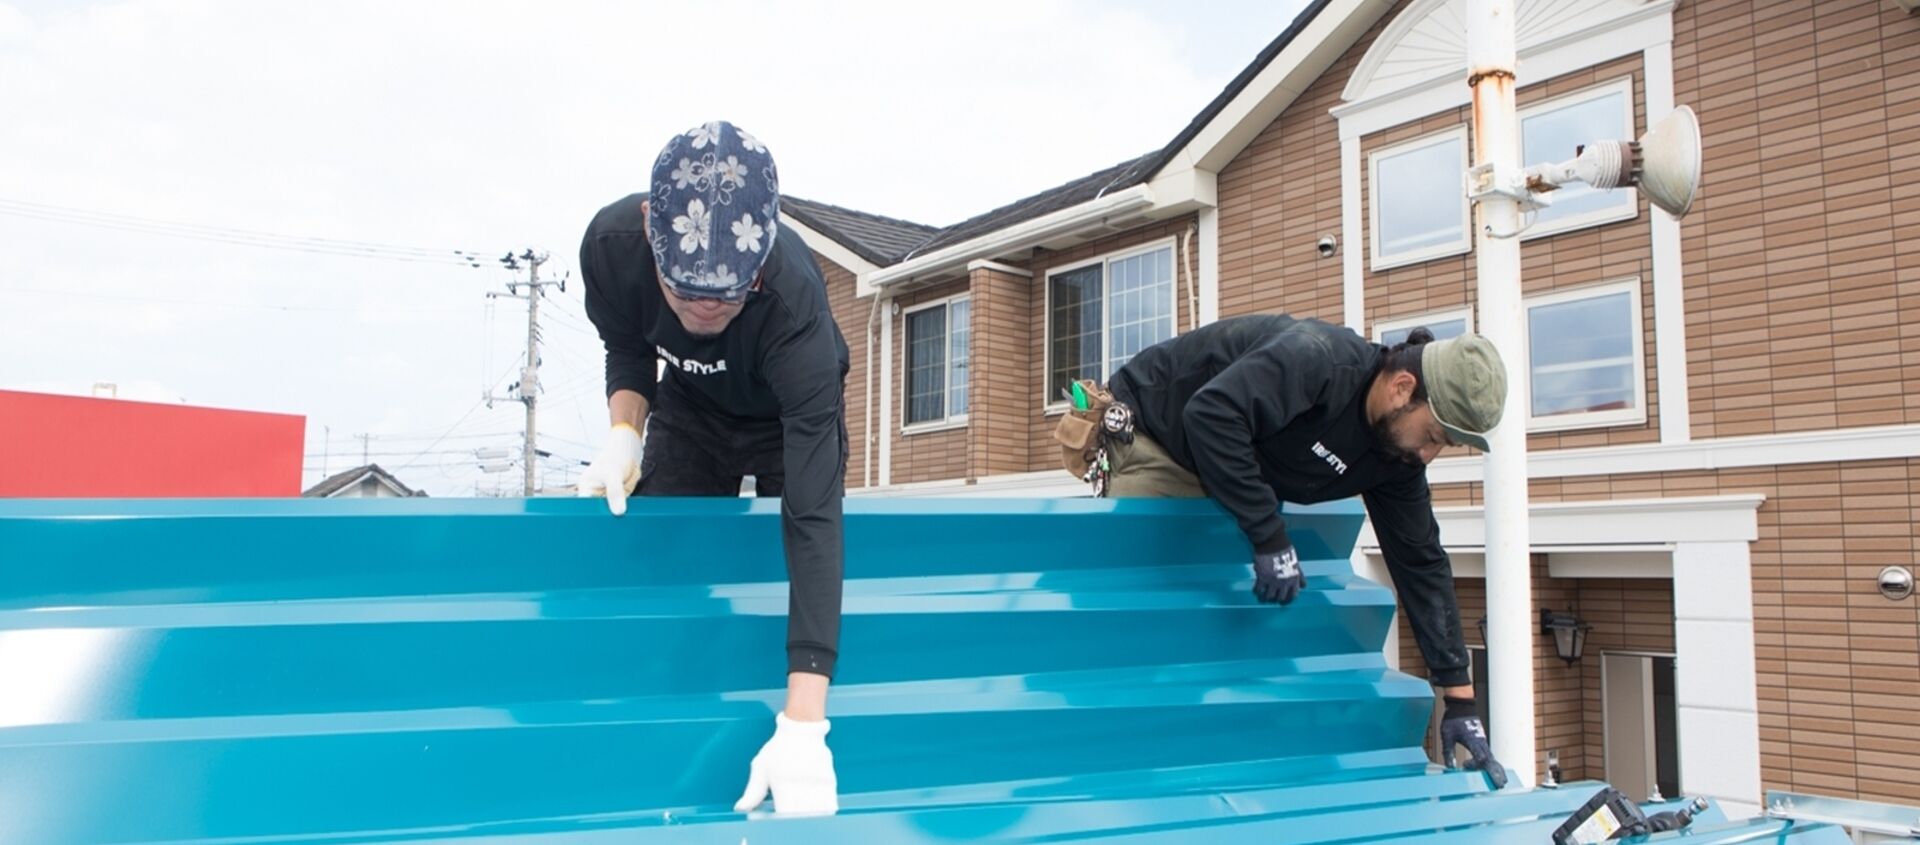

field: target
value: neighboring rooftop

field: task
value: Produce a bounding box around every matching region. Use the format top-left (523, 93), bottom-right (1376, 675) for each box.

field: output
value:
top-left (302, 463), bottom-right (422, 498)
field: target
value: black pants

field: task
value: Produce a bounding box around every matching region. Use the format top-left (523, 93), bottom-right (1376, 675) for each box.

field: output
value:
top-left (637, 406), bottom-right (788, 498)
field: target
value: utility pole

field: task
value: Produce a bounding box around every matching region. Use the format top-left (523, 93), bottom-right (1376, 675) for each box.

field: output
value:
top-left (357, 433), bottom-right (371, 466)
top-left (485, 248), bottom-right (564, 496)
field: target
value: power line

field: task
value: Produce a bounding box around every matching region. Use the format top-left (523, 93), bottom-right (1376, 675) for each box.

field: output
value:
top-left (389, 356), bottom-right (525, 472)
top-left (358, 430), bottom-right (522, 443)
top-left (303, 446), bottom-right (515, 459)
top-left (0, 197), bottom-right (499, 267)
top-left (0, 286), bottom-right (474, 314)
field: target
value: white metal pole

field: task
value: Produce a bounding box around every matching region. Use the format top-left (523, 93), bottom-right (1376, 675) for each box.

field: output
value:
top-left (1466, 0), bottom-right (1536, 789)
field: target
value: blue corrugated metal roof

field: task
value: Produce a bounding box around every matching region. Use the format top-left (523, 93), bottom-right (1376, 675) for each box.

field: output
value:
top-left (0, 497), bottom-right (1850, 843)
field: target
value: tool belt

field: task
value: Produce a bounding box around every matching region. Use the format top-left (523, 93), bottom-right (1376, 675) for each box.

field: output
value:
top-left (1051, 379), bottom-right (1135, 496)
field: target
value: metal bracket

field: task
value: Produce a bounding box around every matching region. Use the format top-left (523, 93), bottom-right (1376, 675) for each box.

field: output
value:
top-left (1465, 163), bottom-right (1553, 211)
top-left (1766, 790), bottom-right (1920, 840)
top-left (1467, 163), bottom-right (1551, 239)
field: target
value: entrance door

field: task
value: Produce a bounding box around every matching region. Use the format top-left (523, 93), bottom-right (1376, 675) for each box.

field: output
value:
top-left (1602, 651), bottom-right (1679, 800)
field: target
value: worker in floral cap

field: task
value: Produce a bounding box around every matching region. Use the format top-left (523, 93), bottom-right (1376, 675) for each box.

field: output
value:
top-left (579, 120), bottom-right (849, 816)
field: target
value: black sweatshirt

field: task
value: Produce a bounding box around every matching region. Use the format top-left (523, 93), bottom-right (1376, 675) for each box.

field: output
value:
top-left (581, 193), bottom-right (850, 678)
top-left (1110, 314), bottom-right (1471, 687)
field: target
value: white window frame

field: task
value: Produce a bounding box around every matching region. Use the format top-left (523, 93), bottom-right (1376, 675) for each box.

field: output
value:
top-left (1520, 77), bottom-right (1640, 240)
top-left (900, 293), bottom-right (971, 434)
top-left (1372, 307), bottom-right (1475, 345)
top-left (1523, 278), bottom-right (1647, 433)
top-left (1367, 126), bottom-right (1473, 272)
top-left (1042, 238), bottom-right (1180, 413)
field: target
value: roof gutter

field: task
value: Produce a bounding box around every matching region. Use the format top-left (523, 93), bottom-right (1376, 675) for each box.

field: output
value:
top-left (860, 184), bottom-right (1155, 295)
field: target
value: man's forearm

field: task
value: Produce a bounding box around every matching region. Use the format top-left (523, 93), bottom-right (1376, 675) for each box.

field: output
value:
top-left (609, 389), bottom-right (650, 431)
top-left (785, 671), bottom-right (829, 721)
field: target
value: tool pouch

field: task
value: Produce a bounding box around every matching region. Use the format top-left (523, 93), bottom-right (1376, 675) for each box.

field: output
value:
top-left (1053, 380), bottom-right (1135, 492)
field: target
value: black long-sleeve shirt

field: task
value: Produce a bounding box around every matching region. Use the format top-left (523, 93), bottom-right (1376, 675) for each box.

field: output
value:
top-left (1110, 314), bottom-right (1471, 687)
top-left (581, 193), bottom-right (850, 677)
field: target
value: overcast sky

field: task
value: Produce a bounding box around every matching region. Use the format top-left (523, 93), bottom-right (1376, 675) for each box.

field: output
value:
top-left (0, 0), bottom-right (1309, 495)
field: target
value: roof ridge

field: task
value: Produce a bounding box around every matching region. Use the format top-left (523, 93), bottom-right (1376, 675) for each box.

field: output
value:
top-left (785, 196), bottom-right (939, 233)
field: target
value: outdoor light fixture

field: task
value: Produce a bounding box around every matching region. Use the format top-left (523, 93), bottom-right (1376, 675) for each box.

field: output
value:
top-left (1540, 609), bottom-right (1592, 665)
top-left (1525, 106), bottom-right (1704, 219)
top-left (1468, 105), bottom-right (1704, 239)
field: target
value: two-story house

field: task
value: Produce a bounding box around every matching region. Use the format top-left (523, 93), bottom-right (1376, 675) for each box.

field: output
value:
top-left (778, 0), bottom-right (1919, 818)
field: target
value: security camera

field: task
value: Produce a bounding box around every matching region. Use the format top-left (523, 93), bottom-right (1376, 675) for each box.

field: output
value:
top-left (1880, 566), bottom-right (1914, 601)
top-left (1317, 235), bottom-right (1338, 258)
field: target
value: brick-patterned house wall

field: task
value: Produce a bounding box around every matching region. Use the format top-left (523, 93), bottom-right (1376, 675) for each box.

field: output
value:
top-left (816, 255), bottom-right (871, 489)
top-left (1674, 0), bottom-right (1920, 440)
top-left (1215, 6), bottom-right (1377, 324)
top-left (969, 266), bottom-right (1035, 480)
top-left (1428, 458), bottom-right (1920, 805)
top-left (888, 278), bottom-right (972, 485)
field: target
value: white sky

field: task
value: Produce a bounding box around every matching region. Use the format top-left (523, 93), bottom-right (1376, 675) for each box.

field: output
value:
top-left (0, 0), bottom-right (1309, 495)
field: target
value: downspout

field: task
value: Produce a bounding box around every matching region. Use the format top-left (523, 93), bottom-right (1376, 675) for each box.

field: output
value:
top-left (1180, 221), bottom-right (1198, 331)
top-left (863, 293), bottom-right (879, 489)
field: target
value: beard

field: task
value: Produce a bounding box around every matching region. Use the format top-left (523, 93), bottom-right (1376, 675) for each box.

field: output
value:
top-left (1370, 402), bottom-right (1427, 468)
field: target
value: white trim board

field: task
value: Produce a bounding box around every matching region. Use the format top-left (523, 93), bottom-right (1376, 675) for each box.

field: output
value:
top-left (1426, 424), bottom-right (1920, 486)
top-left (850, 469), bottom-right (1088, 499)
top-left (1643, 39), bottom-right (1691, 444)
top-left (1357, 494), bottom-right (1764, 551)
top-left (1400, 550), bottom-right (1673, 580)
top-left (1339, 135), bottom-right (1365, 330)
top-left (1198, 205), bottom-right (1222, 326)
top-left (966, 259), bottom-right (1033, 278)
top-left (878, 294), bottom-right (894, 487)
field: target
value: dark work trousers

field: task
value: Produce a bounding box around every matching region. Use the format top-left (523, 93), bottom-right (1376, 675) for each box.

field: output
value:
top-left (637, 403), bottom-right (789, 498)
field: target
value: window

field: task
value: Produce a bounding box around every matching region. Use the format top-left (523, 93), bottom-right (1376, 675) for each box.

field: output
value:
top-left (1374, 308), bottom-right (1473, 347)
top-left (903, 295), bottom-right (970, 429)
top-left (1525, 279), bottom-right (1645, 431)
top-left (1521, 78), bottom-right (1638, 237)
top-left (1369, 127), bottom-right (1471, 270)
top-left (1047, 243), bottom-right (1176, 404)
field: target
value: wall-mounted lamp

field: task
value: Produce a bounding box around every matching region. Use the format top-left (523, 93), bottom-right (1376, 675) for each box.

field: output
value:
top-left (1540, 609), bottom-right (1593, 665)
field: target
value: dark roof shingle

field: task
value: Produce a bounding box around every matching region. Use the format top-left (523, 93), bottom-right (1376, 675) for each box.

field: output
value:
top-left (783, 197), bottom-right (939, 266)
top-left (903, 153), bottom-right (1158, 259)
top-left (791, 0), bottom-right (1334, 268)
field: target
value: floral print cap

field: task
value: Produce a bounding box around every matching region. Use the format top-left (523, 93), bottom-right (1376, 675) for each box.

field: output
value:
top-left (646, 121), bottom-right (778, 302)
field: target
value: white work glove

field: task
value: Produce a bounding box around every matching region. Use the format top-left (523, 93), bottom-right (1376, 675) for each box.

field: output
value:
top-left (575, 423), bottom-right (642, 515)
top-left (733, 713), bottom-right (838, 816)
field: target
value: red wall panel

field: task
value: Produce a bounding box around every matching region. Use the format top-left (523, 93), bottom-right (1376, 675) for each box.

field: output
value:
top-left (0, 390), bottom-right (304, 497)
